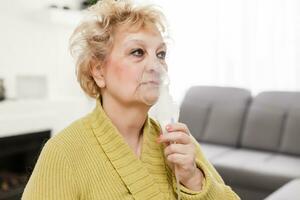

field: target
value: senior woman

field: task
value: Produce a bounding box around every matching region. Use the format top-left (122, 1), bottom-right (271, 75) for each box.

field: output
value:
top-left (22, 0), bottom-right (240, 199)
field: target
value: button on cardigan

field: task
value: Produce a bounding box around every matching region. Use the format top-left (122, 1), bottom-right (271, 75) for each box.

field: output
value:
top-left (22, 100), bottom-right (240, 200)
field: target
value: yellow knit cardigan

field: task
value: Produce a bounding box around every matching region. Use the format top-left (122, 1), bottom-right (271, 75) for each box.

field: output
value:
top-left (22, 100), bottom-right (240, 200)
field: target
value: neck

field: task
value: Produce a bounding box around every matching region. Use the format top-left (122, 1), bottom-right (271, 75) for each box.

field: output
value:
top-left (101, 95), bottom-right (150, 149)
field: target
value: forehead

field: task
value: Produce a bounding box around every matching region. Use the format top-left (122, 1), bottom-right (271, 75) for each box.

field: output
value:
top-left (112, 24), bottom-right (164, 47)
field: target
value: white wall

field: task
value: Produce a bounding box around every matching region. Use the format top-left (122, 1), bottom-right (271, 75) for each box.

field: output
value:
top-left (151, 0), bottom-right (300, 103)
top-left (0, 0), bottom-right (94, 137)
top-left (1, 0), bottom-right (300, 104)
top-left (0, 0), bottom-right (85, 100)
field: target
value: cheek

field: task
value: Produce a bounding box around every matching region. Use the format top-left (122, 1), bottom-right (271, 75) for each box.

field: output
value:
top-left (113, 64), bottom-right (142, 86)
top-left (106, 56), bottom-right (144, 88)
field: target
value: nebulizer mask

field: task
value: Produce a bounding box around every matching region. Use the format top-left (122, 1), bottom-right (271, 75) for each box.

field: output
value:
top-left (139, 62), bottom-right (179, 123)
top-left (139, 63), bottom-right (181, 200)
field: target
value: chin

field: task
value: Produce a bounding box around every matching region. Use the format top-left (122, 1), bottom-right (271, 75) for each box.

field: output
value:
top-left (141, 93), bottom-right (159, 106)
top-left (137, 85), bottom-right (160, 105)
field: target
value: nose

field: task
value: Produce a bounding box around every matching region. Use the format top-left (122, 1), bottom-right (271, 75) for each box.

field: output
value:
top-left (144, 55), bottom-right (166, 76)
top-left (142, 56), bottom-right (168, 86)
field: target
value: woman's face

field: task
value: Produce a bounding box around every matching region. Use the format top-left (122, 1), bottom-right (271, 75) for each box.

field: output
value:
top-left (101, 25), bottom-right (167, 107)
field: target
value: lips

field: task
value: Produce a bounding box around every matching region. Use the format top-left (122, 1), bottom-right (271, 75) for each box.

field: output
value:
top-left (140, 76), bottom-right (161, 86)
top-left (140, 81), bottom-right (160, 87)
top-left (148, 80), bottom-right (160, 85)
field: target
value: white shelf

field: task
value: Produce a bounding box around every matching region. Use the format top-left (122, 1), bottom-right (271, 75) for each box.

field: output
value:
top-left (0, 99), bottom-right (94, 138)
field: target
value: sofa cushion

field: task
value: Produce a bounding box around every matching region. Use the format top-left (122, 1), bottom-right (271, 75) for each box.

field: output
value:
top-left (280, 107), bottom-right (300, 156)
top-left (212, 149), bottom-right (299, 191)
top-left (254, 154), bottom-right (300, 180)
top-left (264, 179), bottom-right (300, 200)
top-left (241, 92), bottom-right (300, 152)
top-left (250, 92), bottom-right (300, 108)
top-left (199, 142), bottom-right (234, 161)
top-left (179, 100), bottom-right (211, 141)
top-left (203, 104), bottom-right (248, 146)
top-left (180, 86), bottom-right (251, 146)
top-left (241, 106), bottom-right (285, 151)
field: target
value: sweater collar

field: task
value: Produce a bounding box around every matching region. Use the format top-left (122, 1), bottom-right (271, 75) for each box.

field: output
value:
top-left (89, 99), bottom-right (166, 200)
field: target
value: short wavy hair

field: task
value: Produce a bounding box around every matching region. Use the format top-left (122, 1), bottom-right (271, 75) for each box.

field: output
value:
top-left (69, 0), bottom-right (167, 98)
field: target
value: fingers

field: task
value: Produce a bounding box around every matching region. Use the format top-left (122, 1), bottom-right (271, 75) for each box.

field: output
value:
top-left (157, 122), bottom-right (201, 186)
top-left (161, 140), bottom-right (196, 168)
top-left (157, 122), bottom-right (192, 145)
top-left (164, 143), bottom-right (190, 157)
top-left (157, 131), bottom-right (191, 144)
top-left (165, 122), bottom-right (190, 135)
top-left (166, 152), bottom-right (195, 168)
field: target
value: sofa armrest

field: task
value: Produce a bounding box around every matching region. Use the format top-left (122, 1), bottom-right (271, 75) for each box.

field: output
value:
top-left (264, 179), bottom-right (300, 200)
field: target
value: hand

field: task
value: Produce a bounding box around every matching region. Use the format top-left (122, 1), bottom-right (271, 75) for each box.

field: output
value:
top-left (156, 122), bottom-right (204, 191)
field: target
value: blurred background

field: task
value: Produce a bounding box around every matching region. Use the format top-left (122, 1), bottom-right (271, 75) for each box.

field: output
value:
top-left (0, 0), bottom-right (299, 199)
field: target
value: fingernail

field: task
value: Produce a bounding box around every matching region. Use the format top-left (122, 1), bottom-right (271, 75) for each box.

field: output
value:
top-left (166, 125), bottom-right (171, 131)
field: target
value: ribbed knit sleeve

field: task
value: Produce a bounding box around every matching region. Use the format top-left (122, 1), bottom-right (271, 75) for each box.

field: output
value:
top-left (22, 140), bottom-right (79, 200)
top-left (169, 135), bottom-right (240, 200)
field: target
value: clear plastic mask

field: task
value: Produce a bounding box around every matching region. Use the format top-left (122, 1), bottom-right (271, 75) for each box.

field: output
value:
top-left (138, 62), bottom-right (169, 106)
top-left (143, 63), bottom-right (180, 133)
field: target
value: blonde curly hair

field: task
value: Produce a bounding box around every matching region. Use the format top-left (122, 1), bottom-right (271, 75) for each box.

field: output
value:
top-left (69, 0), bottom-right (167, 98)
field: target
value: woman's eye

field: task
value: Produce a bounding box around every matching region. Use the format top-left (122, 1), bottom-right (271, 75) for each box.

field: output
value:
top-left (157, 51), bottom-right (166, 60)
top-left (131, 49), bottom-right (144, 57)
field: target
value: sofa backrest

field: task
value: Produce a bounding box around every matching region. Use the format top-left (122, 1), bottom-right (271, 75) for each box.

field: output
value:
top-left (179, 86), bottom-right (251, 146)
top-left (241, 92), bottom-right (300, 155)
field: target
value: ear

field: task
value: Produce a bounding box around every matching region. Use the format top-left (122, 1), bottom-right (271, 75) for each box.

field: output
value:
top-left (91, 61), bottom-right (106, 88)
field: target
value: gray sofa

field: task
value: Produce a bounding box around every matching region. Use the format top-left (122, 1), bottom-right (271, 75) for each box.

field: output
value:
top-left (179, 86), bottom-right (300, 200)
top-left (264, 178), bottom-right (300, 200)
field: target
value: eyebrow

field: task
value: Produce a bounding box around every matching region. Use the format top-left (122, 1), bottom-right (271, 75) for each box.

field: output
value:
top-left (124, 39), bottom-right (166, 49)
